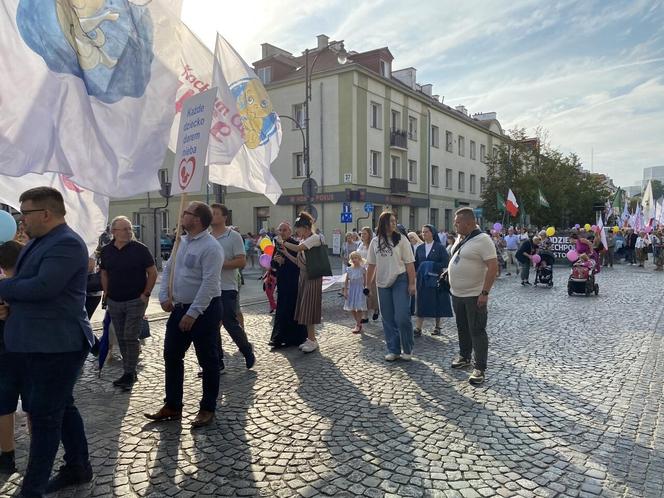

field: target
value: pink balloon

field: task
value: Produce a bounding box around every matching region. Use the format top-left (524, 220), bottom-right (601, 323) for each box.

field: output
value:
top-left (493, 222), bottom-right (502, 232)
top-left (531, 254), bottom-right (541, 265)
top-left (567, 250), bottom-right (579, 262)
top-left (259, 254), bottom-right (272, 269)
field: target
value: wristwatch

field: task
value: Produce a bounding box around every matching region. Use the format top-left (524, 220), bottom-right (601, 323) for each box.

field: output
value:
top-left (480, 290), bottom-right (489, 296)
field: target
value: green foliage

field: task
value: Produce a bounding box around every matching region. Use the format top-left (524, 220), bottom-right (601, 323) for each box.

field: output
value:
top-left (652, 180), bottom-right (664, 200)
top-left (481, 129), bottom-right (612, 227)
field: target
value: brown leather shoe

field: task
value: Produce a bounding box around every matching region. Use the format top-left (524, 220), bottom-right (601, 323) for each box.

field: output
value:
top-left (191, 410), bottom-right (215, 428)
top-left (144, 405), bottom-right (182, 422)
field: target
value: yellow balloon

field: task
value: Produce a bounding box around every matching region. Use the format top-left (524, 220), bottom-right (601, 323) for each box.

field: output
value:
top-left (584, 223), bottom-right (591, 231)
top-left (613, 226), bottom-right (619, 234)
top-left (259, 237), bottom-right (272, 251)
top-left (546, 227), bottom-right (555, 237)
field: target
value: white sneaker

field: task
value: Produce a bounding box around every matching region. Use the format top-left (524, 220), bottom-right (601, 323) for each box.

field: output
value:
top-left (298, 340), bottom-right (312, 350)
top-left (400, 353), bottom-right (412, 361)
top-left (385, 353), bottom-right (400, 361)
top-left (301, 340), bottom-right (319, 353)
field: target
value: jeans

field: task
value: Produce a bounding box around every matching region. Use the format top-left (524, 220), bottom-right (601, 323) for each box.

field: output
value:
top-left (11, 349), bottom-right (90, 497)
top-left (377, 273), bottom-right (414, 355)
top-left (452, 295), bottom-right (488, 371)
top-left (164, 297), bottom-right (221, 412)
top-left (220, 290), bottom-right (252, 358)
top-left (107, 297), bottom-right (148, 375)
top-left (625, 247), bottom-right (636, 264)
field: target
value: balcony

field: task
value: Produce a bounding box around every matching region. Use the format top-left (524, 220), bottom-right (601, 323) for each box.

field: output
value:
top-left (390, 178), bottom-right (409, 195)
top-left (390, 129), bottom-right (408, 150)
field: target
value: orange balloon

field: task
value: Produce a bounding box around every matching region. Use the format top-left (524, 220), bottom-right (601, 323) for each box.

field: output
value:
top-left (263, 245), bottom-right (275, 256)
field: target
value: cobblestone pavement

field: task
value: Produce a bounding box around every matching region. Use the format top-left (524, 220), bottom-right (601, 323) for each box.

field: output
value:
top-left (2, 264), bottom-right (664, 497)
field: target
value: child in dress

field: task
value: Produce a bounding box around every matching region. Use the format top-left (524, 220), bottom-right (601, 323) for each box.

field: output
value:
top-left (262, 268), bottom-right (277, 313)
top-left (343, 251), bottom-right (367, 334)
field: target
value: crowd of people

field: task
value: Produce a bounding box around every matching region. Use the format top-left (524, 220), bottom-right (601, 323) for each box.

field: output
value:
top-left (2, 186), bottom-right (662, 496)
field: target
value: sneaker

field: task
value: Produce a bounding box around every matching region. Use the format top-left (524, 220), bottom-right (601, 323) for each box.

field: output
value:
top-left (468, 369), bottom-right (485, 385)
top-left (0, 451), bottom-right (16, 474)
top-left (299, 339), bottom-right (315, 350)
top-left (245, 345), bottom-right (256, 369)
top-left (45, 463), bottom-right (93, 493)
top-left (400, 353), bottom-right (412, 361)
top-left (113, 373), bottom-right (137, 390)
top-left (414, 328), bottom-right (422, 337)
top-left (301, 340), bottom-right (319, 353)
top-left (431, 328), bottom-right (442, 336)
top-left (372, 312), bottom-right (379, 321)
top-left (451, 356), bottom-right (471, 369)
top-left (384, 353), bottom-right (399, 361)
top-left (360, 318), bottom-right (369, 324)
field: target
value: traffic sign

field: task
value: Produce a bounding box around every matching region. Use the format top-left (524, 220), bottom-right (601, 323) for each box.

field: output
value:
top-left (340, 212), bottom-right (353, 223)
top-left (364, 202), bottom-right (374, 213)
top-left (301, 178), bottom-right (318, 198)
top-left (342, 202), bottom-right (352, 214)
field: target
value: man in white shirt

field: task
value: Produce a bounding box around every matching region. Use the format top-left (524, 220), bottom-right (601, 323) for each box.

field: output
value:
top-left (438, 229), bottom-right (448, 247)
top-left (447, 208), bottom-right (498, 385)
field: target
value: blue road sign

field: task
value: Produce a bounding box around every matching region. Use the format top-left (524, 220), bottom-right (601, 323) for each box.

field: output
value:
top-left (364, 202), bottom-right (374, 213)
top-left (342, 202), bottom-right (352, 214)
top-left (341, 212), bottom-right (353, 223)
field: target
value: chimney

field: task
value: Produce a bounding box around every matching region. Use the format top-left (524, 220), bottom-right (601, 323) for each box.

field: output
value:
top-left (473, 112), bottom-right (497, 121)
top-left (392, 68), bottom-right (417, 90)
top-left (432, 95), bottom-right (440, 102)
top-left (317, 34), bottom-right (329, 50)
top-left (455, 105), bottom-right (468, 116)
top-left (421, 84), bottom-right (433, 96)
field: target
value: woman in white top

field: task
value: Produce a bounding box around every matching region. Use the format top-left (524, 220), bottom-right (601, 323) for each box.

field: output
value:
top-left (357, 227), bottom-right (379, 322)
top-left (277, 212), bottom-right (323, 353)
top-left (366, 212), bottom-right (417, 361)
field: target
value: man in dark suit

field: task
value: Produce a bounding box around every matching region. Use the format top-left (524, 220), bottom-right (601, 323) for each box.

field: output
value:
top-left (0, 187), bottom-right (94, 497)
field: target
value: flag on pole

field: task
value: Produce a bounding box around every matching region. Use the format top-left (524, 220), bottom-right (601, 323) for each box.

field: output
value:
top-left (537, 188), bottom-right (550, 208)
top-left (207, 35), bottom-right (282, 204)
top-left (596, 215), bottom-right (608, 250)
top-left (496, 192), bottom-right (506, 212)
top-left (611, 188), bottom-right (623, 214)
top-left (0, 173), bottom-right (108, 255)
top-left (642, 180), bottom-right (655, 224)
top-left (621, 202), bottom-right (630, 226)
top-left (506, 189), bottom-right (519, 217)
top-left (0, 0), bottom-right (184, 197)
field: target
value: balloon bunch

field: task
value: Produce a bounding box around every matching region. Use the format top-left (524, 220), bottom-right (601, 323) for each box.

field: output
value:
top-left (0, 210), bottom-right (17, 243)
top-left (258, 236), bottom-right (276, 269)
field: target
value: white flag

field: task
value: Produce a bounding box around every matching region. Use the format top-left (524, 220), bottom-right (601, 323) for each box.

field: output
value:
top-left (0, 0), bottom-right (183, 197)
top-left (208, 34), bottom-right (283, 204)
top-left (596, 216), bottom-right (608, 250)
top-left (0, 174), bottom-right (108, 255)
top-left (642, 180), bottom-right (655, 223)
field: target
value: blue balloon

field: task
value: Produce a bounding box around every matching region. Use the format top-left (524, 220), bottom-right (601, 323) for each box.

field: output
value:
top-left (0, 210), bottom-right (17, 243)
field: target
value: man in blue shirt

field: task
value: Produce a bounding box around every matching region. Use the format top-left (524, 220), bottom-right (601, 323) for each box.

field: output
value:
top-left (146, 202), bottom-right (223, 429)
top-left (0, 187), bottom-right (94, 496)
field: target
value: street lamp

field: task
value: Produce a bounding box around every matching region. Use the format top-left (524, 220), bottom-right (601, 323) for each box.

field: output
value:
top-left (302, 41), bottom-right (348, 214)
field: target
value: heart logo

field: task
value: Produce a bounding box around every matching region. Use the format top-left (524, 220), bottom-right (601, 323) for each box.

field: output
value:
top-left (178, 157), bottom-right (196, 190)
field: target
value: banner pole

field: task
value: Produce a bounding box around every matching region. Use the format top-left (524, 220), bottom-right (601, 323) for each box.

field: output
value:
top-left (168, 193), bottom-right (188, 301)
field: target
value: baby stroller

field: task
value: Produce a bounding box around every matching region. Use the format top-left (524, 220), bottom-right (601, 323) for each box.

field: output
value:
top-left (534, 251), bottom-right (555, 287)
top-left (567, 258), bottom-right (599, 296)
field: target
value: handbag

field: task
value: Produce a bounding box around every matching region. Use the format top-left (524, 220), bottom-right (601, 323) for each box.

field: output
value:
top-left (305, 237), bottom-right (332, 279)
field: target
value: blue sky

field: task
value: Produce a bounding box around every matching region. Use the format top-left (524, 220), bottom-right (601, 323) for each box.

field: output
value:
top-left (183, 0), bottom-right (664, 188)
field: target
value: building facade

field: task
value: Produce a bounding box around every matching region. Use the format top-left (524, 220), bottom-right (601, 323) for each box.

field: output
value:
top-left (108, 34), bottom-right (508, 247)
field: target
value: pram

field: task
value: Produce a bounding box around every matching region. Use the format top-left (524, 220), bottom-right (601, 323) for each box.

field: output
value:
top-left (534, 250), bottom-right (555, 287)
top-left (567, 258), bottom-right (599, 296)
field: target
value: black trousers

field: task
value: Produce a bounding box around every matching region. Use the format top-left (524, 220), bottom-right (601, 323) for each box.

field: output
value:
top-left (219, 290), bottom-right (252, 357)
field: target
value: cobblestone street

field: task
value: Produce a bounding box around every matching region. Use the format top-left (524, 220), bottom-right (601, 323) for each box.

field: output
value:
top-left (2, 264), bottom-right (664, 497)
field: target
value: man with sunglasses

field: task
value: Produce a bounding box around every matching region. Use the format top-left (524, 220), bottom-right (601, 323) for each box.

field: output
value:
top-left (0, 187), bottom-right (95, 496)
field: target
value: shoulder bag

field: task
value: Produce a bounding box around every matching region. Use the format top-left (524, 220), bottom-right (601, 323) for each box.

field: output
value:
top-left (306, 236), bottom-right (333, 279)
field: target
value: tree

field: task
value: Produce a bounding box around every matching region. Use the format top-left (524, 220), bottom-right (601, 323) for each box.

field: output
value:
top-left (652, 180), bottom-right (664, 200)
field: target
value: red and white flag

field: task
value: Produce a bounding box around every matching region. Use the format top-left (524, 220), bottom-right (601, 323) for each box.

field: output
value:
top-left (506, 189), bottom-right (519, 217)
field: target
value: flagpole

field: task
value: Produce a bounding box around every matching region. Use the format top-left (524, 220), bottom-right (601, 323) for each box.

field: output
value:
top-left (168, 193), bottom-right (188, 301)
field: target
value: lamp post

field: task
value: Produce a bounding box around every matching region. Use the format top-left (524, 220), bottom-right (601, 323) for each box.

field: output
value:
top-left (302, 41), bottom-right (348, 214)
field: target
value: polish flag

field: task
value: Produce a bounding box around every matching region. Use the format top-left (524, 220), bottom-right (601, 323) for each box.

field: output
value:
top-left (506, 189), bottom-right (519, 217)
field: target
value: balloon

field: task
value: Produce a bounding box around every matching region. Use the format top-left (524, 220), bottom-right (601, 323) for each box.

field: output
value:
top-left (567, 250), bottom-right (579, 262)
top-left (574, 224), bottom-right (580, 230)
top-left (591, 225), bottom-right (598, 232)
top-left (0, 210), bottom-right (17, 243)
top-left (263, 245), bottom-right (275, 256)
top-left (259, 254), bottom-right (272, 269)
top-left (612, 226), bottom-right (619, 234)
top-left (546, 227), bottom-right (555, 237)
top-left (584, 224), bottom-right (591, 231)
top-left (493, 222), bottom-right (502, 232)
top-left (531, 254), bottom-right (541, 265)
top-left (259, 237), bottom-right (272, 251)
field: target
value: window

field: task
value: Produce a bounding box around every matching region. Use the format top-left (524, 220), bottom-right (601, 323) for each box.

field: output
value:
top-left (370, 150), bottom-right (381, 177)
top-left (294, 153), bottom-right (305, 178)
top-left (480, 177), bottom-right (486, 193)
top-left (480, 144), bottom-right (487, 163)
top-left (445, 168), bottom-right (453, 189)
top-left (408, 160), bottom-right (417, 183)
top-left (160, 210), bottom-right (170, 232)
top-left (458, 172), bottom-right (465, 191)
top-left (431, 165), bottom-right (439, 187)
top-left (293, 103), bottom-right (305, 129)
top-left (431, 125), bottom-right (439, 148)
top-left (470, 140), bottom-right (477, 160)
top-left (470, 174), bottom-right (476, 194)
top-left (257, 66), bottom-right (271, 85)
top-left (391, 155), bottom-right (400, 178)
top-left (408, 116), bottom-right (418, 140)
top-left (458, 136), bottom-right (465, 157)
top-left (391, 110), bottom-right (401, 130)
top-left (430, 208), bottom-right (439, 227)
top-left (446, 131), bottom-right (453, 152)
top-left (379, 60), bottom-right (391, 77)
top-left (445, 209), bottom-right (453, 231)
top-left (370, 102), bottom-right (382, 129)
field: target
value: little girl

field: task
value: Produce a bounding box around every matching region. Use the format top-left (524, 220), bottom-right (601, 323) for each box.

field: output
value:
top-left (262, 268), bottom-right (277, 313)
top-left (343, 251), bottom-right (367, 334)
